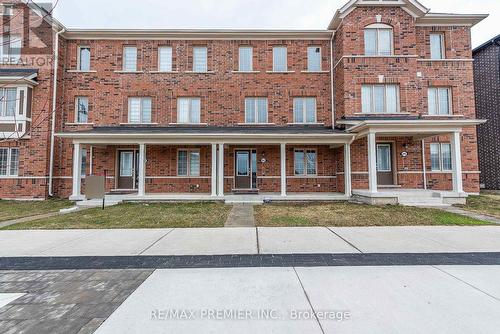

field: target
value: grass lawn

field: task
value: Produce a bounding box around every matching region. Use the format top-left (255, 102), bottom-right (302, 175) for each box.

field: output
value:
top-left (454, 194), bottom-right (500, 219)
top-left (2, 202), bottom-right (232, 230)
top-left (0, 199), bottom-right (73, 222)
top-left (255, 202), bottom-right (491, 227)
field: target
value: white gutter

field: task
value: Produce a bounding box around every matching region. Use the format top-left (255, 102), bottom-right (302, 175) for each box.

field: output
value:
top-left (48, 27), bottom-right (65, 197)
top-left (330, 30), bottom-right (335, 129)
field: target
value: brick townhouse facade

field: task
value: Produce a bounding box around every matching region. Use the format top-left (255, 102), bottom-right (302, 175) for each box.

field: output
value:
top-left (0, 0), bottom-right (488, 205)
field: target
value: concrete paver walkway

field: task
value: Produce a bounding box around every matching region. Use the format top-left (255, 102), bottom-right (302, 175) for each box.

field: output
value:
top-left (224, 204), bottom-right (255, 227)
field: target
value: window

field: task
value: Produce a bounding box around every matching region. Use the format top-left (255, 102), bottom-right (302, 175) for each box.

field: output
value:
top-left (193, 46), bottom-right (207, 72)
top-left (273, 46), bottom-right (287, 72)
top-left (239, 46), bottom-right (253, 71)
top-left (177, 149), bottom-right (200, 177)
top-left (177, 98), bottom-right (201, 124)
top-left (0, 148), bottom-right (19, 176)
top-left (428, 87), bottom-right (451, 115)
top-left (128, 97), bottom-right (152, 123)
top-left (294, 149), bottom-right (317, 176)
top-left (123, 46), bottom-right (137, 71)
top-left (0, 34), bottom-right (21, 63)
top-left (307, 47), bottom-right (321, 71)
top-left (361, 84), bottom-right (399, 113)
top-left (376, 144), bottom-right (391, 172)
top-left (364, 25), bottom-right (393, 56)
top-left (430, 143), bottom-right (452, 171)
top-left (0, 88), bottom-right (17, 116)
top-left (2, 4), bottom-right (13, 15)
top-left (245, 98), bottom-right (268, 123)
top-left (159, 46), bottom-right (172, 72)
top-left (75, 97), bottom-right (89, 123)
top-left (78, 46), bottom-right (91, 71)
top-left (293, 98), bottom-right (317, 123)
top-left (430, 33), bottom-right (444, 59)
top-left (81, 148), bottom-right (87, 177)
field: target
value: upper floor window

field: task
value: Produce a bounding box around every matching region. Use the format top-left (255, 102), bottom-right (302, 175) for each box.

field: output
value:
top-left (293, 98), bottom-right (317, 123)
top-left (193, 46), bottom-right (208, 72)
top-left (1, 4), bottom-right (13, 15)
top-left (430, 143), bottom-right (452, 171)
top-left (361, 84), bottom-right (399, 113)
top-left (307, 47), bottom-right (321, 71)
top-left (177, 97), bottom-right (201, 124)
top-left (273, 46), bottom-right (287, 72)
top-left (128, 97), bottom-right (151, 123)
top-left (428, 87), bottom-right (451, 115)
top-left (364, 24), bottom-right (393, 56)
top-left (0, 88), bottom-right (17, 117)
top-left (0, 34), bottom-right (21, 63)
top-left (159, 46), bottom-right (172, 72)
top-left (245, 98), bottom-right (268, 123)
top-left (294, 149), bottom-right (317, 176)
top-left (430, 33), bottom-right (445, 59)
top-left (239, 46), bottom-right (253, 72)
top-left (123, 46), bottom-right (137, 71)
top-left (75, 97), bottom-right (89, 123)
top-left (178, 149), bottom-right (200, 177)
top-left (78, 46), bottom-right (91, 71)
top-left (0, 147), bottom-right (19, 177)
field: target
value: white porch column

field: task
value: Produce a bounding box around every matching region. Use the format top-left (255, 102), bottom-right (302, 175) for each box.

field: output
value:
top-left (138, 143), bottom-right (146, 197)
top-left (367, 132), bottom-right (378, 193)
top-left (70, 142), bottom-right (83, 200)
top-left (344, 143), bottom-right (352, 197)
top-left (280, 143), bottom-right (287, 197)
top-left (211, 143), bottom-right (217, 197)
top-left (450, 131), bottom-right (464, 193)
top-left (217, 143), bottom-right (224, 197)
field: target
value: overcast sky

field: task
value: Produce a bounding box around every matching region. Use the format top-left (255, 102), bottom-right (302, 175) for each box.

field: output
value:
top-left (46, 0), bottom-right (498, 48)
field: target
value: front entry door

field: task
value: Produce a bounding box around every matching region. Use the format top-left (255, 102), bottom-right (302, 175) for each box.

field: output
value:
top-left (118, 150), bottom-right (136, 190)
top-left (376, 143), bottom-right (394, 185)
top-left (235, 150), bottom-right (251, 189)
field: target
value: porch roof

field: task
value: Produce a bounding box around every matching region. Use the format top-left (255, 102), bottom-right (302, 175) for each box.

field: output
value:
top-left (0, 69), bottom-right (38, 86)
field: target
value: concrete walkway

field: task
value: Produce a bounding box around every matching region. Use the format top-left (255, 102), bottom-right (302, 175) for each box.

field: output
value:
top-left (0, 212), bottom-right (62, 229)
top-left (224, 204), bottom-right (255, 227)
top-left (1, 226), bottom-right (500, 257)
top-left (436, 206), bottom-right (500, 225)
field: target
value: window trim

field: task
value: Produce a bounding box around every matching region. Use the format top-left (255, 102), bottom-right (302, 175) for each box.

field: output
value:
top-left (293, 97), bottom-right (317, 123)
top-left (272, 46), bottom-right (288, 72)
top-left (177, 149), bottom-right (201, 177)
top-left (192, 46), bottom-right (208, 72)
top-left (428, 87), bottom-right (452, 115)
top-left (430, 143), bottom-right (453, 172)
top-left (74, 96), bottom-right (89, 123)
top-left (1, 4), bottom-right (14, 16)
top-left (127, 97), bottom-right (152, 124)
top-left (123, 46), bottom-right (138, 72)
top-left (158, 45), bottom-right (173, 72)
top-left (361, 84), bottom-right (400, 114)
top-left (429, 33), bottom-right (445, 60)
top-left (0, 87), bottom-right (18, 117)
top-left (177, 97), bottom-right (201, 124)
top-left (244, 97), bottom-right (268, 124)
top-left (0, 147), bottom-right (19, 177)
top-left (77, 46), bottom-right (91, 71)
top-left (307, 46), bottom-right (322, 72)
top-left (364, 24), bottom-right (394, 56)
top-left (294, 148), bottom-right (317, 176)
top-left (238, 46), bottom-right (253, 72)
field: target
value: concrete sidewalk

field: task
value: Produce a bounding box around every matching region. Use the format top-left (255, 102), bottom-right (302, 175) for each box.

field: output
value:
top-left (1, 226), bottom-right (500, 257)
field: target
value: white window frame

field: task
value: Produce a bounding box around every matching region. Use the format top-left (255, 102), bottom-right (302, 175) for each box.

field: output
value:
top-left (294, 149), bottom-right (317, 176)
top-left (361, 84), bottom-right (400, 114)
top-left (0, 34), bottom-right (21, 63)
top-left (177, 97), bottom-right (201, 124)
top-left (0, 147), bottom-right (19, 177)
top-left (158, 46), bottom-right (173, 72)
top-left (430, 33), bottom-right (445, 60)
top-left (307, 46), bottom-right (322, 72)
top-left (81, 148), bottom-right (87, 177)
top-left (293, 97), bottom-right (317, 123)
top-left (376, 144), bottom-right (392, 172)
top-left (238, 46), bottom-right (253, 72)
top-left (0, 87), bottom-right (18, 117)
top-left (123, 46), bottom-right (137, 71)
top-left (128, 97), bottom-right (152, 124)
top-left (1, 4), bottom-right (13, 16)
top-left (75, 96), bottom-right (89, 123)
top-left (193, 46), bottom-right (208, 72)
top-left (364, 24), bottom-right (393, 56)
top-left (177, 149), bottom-right (200, 177)
top-left (244, 97), bottom-right (268, 124)
top-left (428, 87), bottom-right (452, 115)
top-left (77, 46), bottom-right (91, 71)
top-left (273, 46), bottom-right (288, 72)
top-left (430, 143), bottom-right (452, 171)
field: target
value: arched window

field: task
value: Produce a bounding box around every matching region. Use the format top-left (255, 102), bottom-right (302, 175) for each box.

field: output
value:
top-left (364, 23), bottom-right (393, 56)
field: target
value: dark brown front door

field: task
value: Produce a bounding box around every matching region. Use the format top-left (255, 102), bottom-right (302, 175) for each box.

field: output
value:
top-left (376, 143), bottom-right (394, 185)
top-left (235, 150), bottom-right (251, 189)
top-left (118, 150), bottom-right (135, 189)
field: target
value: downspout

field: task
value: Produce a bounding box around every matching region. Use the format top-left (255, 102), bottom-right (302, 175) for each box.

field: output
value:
top-left (48, 27), bottom-right (65, 197)
top-left (330, 30), bottom-right (335, 129)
